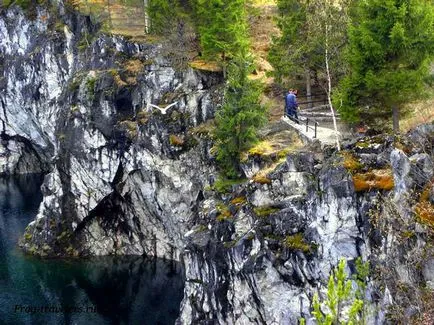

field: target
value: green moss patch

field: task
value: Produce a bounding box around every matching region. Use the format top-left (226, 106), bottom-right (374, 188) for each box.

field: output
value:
top-left (282, 233), bottom-right (312, 253)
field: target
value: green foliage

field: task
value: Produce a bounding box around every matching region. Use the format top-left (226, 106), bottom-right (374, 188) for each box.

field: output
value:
top-left (147, 0), bottom-right (187, 35)
top-left (353, 258), bottom-right (370, 324)
top-left (213, 177), bottom-right (246, 194)
top-left (77, 31), bottom-right (93, 52)
top-left (269, 0), bottom-right (350, 87)
top-left (214, 53), bottom-right (267, 178)
top-left (216, 202), bottom-right (232, 221)
top-left (336, 0), bottom-right (434, 122)
top-left (2, 0), bottom-right (47, 19)
top-left (194, 0), bottom-right (249, 72)
top-left (282, 233), bottom-right (312, 253)
top-left (268, 0), bottom-right (314, 85)
top-left (253, 206), bottom-right (280, 218)
top-left (1, 0), bottom-right (46, 9)
top-left (85, 77), bottom-right (97, 101)
top-left (309, 258), bottom-right (369, 325)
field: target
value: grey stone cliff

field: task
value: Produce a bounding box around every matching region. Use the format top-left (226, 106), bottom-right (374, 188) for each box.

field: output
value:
top-left (1, 3), bottom-right (433, 324)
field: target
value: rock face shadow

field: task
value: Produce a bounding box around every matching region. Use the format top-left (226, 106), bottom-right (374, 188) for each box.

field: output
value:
top-left (0, 175), bottom-right (184, 325)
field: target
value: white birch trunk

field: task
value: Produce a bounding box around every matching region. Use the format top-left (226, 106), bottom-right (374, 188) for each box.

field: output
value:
top-left (324, 2), bottom-right (341, 151)
top-left (144, 0), bottom-right (149, 34)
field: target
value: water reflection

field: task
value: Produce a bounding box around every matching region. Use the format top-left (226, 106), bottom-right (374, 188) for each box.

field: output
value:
top-left (0, 175), bottom-right (184, 325)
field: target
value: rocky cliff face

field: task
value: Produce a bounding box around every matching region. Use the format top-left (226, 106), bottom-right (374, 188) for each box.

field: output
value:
top-left (1, 3), bottom-right (221, 261)
top-left (1, 3), bottom-right (434, 324)
top-left (176, 126), bottom-right (434, 324)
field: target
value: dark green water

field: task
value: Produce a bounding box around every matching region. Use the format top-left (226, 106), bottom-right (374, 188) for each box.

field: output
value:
top-left (0, 175), bottom-right (184, 325)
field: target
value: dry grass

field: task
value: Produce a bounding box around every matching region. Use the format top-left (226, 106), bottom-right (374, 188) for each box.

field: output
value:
top-left (231, 196), bottom-right (247, 205)
top-left (216, 203), bottom-right (232, 221)
top-left (76, 0), bottom-right (146, 37)
top-left (249, 140), bottom-right (274, 156)
top-left (342, 151), bottom-right (363, 172)
top-left (252, 174), bottom-right (272, 184)
top-left (248, 130), bottom-right (303, 158)
top-left (251, 0), bottom-right (276, 5)
top-left (248, 0), bottom-right (278, 84)
top-left (249, 129), bottom-right (302, 184)
top-left (415, 182), bottom-right (434, 228)
top-left (353, 169), bottom-right (395, 192)
top-left (169, 134), bottom-right (184, 147)
top-left (124, 59), bottom-right (144, 75)
top-left (401, 93), bottom-right (434, 132)
top-left (189, 59), bottom-right (222, 72)
top-left (189, 120), bottom-right (216, 138)
top-left (137, 110), bottom-right (150, 125)
top-left (282, 233), bottom-right (312, 253)
top-left (119, 120), bottom-right (138, 139)
top-left (254, 205), bottom-right (280, 217)
top-left (415, 201), bottom-right (434, 227)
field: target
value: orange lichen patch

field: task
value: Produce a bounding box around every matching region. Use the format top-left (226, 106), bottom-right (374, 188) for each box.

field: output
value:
top-left (189, 59), bottom-right (222, 72)
top-left (231, 196), bottom-right (247, 205)
top-left (252, 174), bottom-right (272, 184)
top-left (415, 201), bottom-right (434, 227)
top-left (169, 134), bottom-right (184, 147)
top-left (415, 181), bottom-right (434, 227)
top-left (420, 182), bottom-right (433, 202)
top-left (342, 151), bottom-right (363, 172)
top-left (352, 169), bottom-right (395, 192)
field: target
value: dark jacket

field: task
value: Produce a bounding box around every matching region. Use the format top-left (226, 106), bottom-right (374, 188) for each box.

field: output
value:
top-left (285, 93), bottom-right (297, 108)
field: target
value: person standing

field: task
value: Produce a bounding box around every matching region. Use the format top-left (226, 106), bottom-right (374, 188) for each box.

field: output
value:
top-left (285, 89), bottom-right (299, 123)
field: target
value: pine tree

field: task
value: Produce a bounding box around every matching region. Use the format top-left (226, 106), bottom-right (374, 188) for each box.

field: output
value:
top-left (194, 0), bottom-right (249, 76)
top-left (307, 258), bottom-right (367, 325)
top-left (336, 0), bottom-right (434, 128)
top-left (214, 52), bottom-right (266, 178)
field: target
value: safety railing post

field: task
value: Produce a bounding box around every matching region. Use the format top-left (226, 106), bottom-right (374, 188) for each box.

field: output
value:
top-left (314, 122), bottom-right (318, 138)
top-left (306, 118), bottom-right (309, 133)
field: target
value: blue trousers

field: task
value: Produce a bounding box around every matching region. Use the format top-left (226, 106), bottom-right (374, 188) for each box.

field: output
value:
top-left (286, 106), bottom-right (298, 120)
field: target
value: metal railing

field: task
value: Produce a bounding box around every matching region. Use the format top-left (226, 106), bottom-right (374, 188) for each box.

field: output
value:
top-left (305, 117), bottom-right (319, 139)
top-left (285, 114), bottom-right (319, 139)
top-left (294, 92), bottom-right (326, 99)
top-left (297, 99), bottom-right (328, 106)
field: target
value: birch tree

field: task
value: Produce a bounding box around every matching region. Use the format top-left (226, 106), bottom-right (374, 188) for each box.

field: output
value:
top-left (143, 0), bottom-right (149, 33)
top-left (270, 0), bottom-right (351, 150)
top-left (307, 0), bottom-right (352, 151)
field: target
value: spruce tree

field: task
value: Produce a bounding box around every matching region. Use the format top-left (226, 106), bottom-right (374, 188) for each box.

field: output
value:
top-left (215, 52), bottom-right (266, 178)
top-left (147, 0), bottom-right (183, 35)
top-left (194, 0), bottom-right (249, 76)
top-left (268, 0), bottom-right (319, 86)
top-left (336, 0), bottom-right (434, 126)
